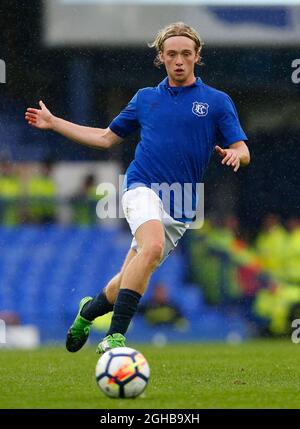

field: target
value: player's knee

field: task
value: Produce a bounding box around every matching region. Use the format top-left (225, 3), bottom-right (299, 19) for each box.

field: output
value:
top-left (142, 241), bottom-right (164, 267)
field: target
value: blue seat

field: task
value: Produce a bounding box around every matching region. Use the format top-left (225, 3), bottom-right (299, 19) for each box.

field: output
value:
top-left (0, 226), bottom-right (251, 342)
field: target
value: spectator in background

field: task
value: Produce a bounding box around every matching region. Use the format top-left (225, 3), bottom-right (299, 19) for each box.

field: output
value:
top-left (189, 213), bottom-right (264, 305)
top-left (222, 214), bottom-right (264, 299)
top-left (0, 311), bottom-right (20, 326)
top-left (255, 214), bottom-right (287, 281)
top-left (25, 160), bottom-right (57, 224)
top-left (0, 155), bottom-right (23, 226)
top-left (285, 217), bottom-right (300, 285)
top-left (71, 174), bottom-right (99, 225)
top-left (138, 282), bottom-right (188, 330)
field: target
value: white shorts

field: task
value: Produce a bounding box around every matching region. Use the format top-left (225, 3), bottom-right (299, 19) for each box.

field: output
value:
top-left (122, 186), bottom-right (189, 264)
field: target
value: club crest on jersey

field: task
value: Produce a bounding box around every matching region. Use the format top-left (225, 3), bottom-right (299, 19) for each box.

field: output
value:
top-left (192, 102), bottom-right (209, 117)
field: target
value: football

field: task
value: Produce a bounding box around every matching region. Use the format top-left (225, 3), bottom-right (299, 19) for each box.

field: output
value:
top-left (95, 347), bottom-right (150, 398)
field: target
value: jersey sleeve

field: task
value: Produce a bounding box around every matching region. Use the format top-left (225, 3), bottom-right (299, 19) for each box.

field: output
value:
top-left (109, 91), bottom-right (140, 138)
top-left (216, 94), bottom-right (248, 147)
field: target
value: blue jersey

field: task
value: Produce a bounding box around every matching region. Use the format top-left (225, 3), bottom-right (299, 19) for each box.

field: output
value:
top-left (109, 77), bottom-right (247, 222)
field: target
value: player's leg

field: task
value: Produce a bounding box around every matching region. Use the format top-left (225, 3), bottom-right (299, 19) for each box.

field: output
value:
top-left (96, 219), bottom-right (165, 354)
top-left (66, 248), bottom-right (137, 352)
top-left (81, 247), bottom-right (138, 319)
top-left (118, 219), bottom-right (165, 294)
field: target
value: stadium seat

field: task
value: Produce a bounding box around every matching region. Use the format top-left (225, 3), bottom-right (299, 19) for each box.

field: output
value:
top-left (0, 226), bottom-right (249, 342)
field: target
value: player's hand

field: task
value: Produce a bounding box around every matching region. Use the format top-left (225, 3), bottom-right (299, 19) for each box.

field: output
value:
top-left (25, 100), bottom-right (54, 130)
top-left (215, 145), bottom-right (241, 173)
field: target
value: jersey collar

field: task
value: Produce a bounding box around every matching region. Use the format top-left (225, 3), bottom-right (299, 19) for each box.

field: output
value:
top-left (159, 76), bottom-right (203, 88)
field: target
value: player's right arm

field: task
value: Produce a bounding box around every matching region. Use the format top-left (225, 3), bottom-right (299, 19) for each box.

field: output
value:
top-left (25, 100), bottom-right (122, 149)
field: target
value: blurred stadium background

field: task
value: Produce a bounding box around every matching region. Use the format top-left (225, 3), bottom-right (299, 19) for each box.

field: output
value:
top-left (1, 0), bottom-right (300, 350)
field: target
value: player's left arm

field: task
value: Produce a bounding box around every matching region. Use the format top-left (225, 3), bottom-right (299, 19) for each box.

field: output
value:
top-left (215, 140), bottom-right (250, 173)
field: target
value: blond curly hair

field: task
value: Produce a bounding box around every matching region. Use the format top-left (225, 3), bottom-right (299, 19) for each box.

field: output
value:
top-left (149, 22), bottom-right (204, 68)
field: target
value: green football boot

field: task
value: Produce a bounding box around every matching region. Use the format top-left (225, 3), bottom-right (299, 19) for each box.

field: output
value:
top-left (66, 296), bottom-right (93, 352)
top-left (96, 333), bottom-right (126, 355)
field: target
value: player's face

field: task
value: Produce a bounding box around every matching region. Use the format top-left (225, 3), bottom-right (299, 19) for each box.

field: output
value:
top-left (160, 36), bottom-right (199, 87)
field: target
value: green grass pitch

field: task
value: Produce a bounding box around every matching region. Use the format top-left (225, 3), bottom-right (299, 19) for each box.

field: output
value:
top-left (0, 340), bottom-right (299, 409)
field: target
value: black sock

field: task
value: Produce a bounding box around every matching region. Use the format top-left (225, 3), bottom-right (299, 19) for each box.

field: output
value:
top-left (80, 290), bottom-right (114, 321)
top-left (107, 288), bottom-right (142, 336)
